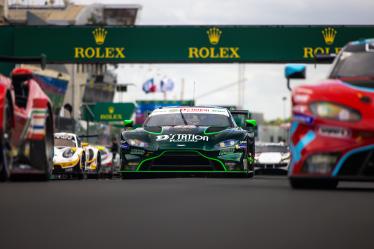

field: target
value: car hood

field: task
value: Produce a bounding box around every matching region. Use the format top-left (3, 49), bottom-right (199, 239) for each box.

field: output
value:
top-left (257, 153), bottom-right (282, 164)
top-left (122, 126), bottom-right (246, 151)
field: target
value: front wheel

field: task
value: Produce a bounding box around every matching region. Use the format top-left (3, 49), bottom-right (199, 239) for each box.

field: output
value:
top-left (289, 178), bottom-right (338, 189)
top-left (0, 94), bottom-right (13, 181)
top-left (29, 108), bottom-right (54, 181)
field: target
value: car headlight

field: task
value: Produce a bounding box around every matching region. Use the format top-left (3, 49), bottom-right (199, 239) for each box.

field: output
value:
top-left (215, 139), bottom-right (239, 149)
top-left (126, 139), bottom-right (149, 148)
top-left (281, 153), bottom-right (290, 161)
top-left (310, 102), bottom-right (361, 122)
top-left (62, 148), bottom-right (74, 158)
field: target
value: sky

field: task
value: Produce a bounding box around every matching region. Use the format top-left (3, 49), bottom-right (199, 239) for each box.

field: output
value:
top-left (72, 0), bottom-right (374, 120)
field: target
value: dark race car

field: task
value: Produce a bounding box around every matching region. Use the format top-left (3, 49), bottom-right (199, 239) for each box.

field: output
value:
top-left (285, 38), bottom-right (374, 189)
top-left (120, 106), bottom-right (257, 178)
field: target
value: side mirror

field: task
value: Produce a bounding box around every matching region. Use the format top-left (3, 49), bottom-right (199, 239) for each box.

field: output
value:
top-left (245, 119), bottom-right (257, 128)
top-left (124, 119), bottom-right (134, 128)
top-left (284, 64), bottom-right (306, 91)
top-left (285, 64), bottom-right (306, 79)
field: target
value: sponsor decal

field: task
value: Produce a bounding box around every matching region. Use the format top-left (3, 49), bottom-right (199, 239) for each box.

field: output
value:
top-left (151, 107), bottom-right (229, 116)
top-left (74, 27), bottom-right (126, 59)
top-left (219, 148), bottom-right (235, 155)
top-left (318, 126), bottom-right (350, 138)
top-left (188, 27), bottom-right (240, 60)
top-left (303, 27), bottom-right (342, 59)
top-left (156, 134), bottom-right (209, 142)
top-left (54, 134), bottom-right (74, 140)
top-left (130, 148), bottom-right (145, 155)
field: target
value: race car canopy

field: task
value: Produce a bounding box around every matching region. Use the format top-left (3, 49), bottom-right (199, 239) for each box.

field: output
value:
top-left (150, 107), bottom-right (230, 117)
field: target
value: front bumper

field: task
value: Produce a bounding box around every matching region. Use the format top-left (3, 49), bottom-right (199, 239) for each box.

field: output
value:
top-left (121, 148), bottom-right (249, 173)
top-left (53, 157), bottom-right (80, 170)
top-left (254, 162), bottom-right (289, 170)
top-left (290, 143), bottom-right (374, 181)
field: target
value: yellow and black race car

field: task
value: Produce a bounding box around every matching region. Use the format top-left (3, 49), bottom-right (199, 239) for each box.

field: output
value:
top-left (53, 133), bottom-right (86, 179)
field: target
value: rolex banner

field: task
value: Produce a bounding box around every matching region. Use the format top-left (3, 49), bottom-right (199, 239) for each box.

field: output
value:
top-left (1, 26), bottom-right (374, 63)
top-left (82, 103), bottom-right (135, 122)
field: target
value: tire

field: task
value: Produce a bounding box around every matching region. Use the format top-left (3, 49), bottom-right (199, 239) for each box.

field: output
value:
top-left (0, 94), bottom-right (13, 182)
top-left (95, 152), bottom-right (101, 179)
top-left (237, 157), bottom-right (254, 178)
top-left (289, 178), bottom-right (338, 189)
top-left (29, 107), bottom-right (54, 181)
top-left (76, 153), bottom-right (86, 179)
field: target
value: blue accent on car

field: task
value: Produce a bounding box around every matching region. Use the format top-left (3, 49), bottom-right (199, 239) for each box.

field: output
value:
top-left (121, 143), bottom-right (129, 149)
top-left (32, 125), bottom-right (44, 130)
top-left (332, 144), bottom-right (374, 176)
top-left (350, 38), bottom-right (374, 45)
top-left (293, 114), bottom-right (314, 125)
top-left (339, 81), bottom-right (374, 93)
top-left (289, 130), bottom-right (316, 174)
top-left (290, 121), bottom-right (299, 136)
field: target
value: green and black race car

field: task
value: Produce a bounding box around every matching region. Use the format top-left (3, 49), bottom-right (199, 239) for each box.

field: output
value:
top-left (120, 106), bottom-right (257, 178)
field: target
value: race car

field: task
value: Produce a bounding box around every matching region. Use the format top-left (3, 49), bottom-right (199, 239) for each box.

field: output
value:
top-left (83, 143), bottom-right (101, 178)
top-left (96, 145), bottom-right (114, 178)
top-left (53, 132), bottom-right (86, 179)
top-left (254, 142), bottom-right (290, 174)
top-left (286, 38), bottom-right (374, 189)
top-left (0, 68), bottom-right (54, 181)
top-left (120, 106), bottom-right (257, 178)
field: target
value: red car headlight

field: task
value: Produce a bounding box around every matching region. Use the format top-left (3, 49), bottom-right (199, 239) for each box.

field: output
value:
top-left (310, 102), bottom-right (361, 122)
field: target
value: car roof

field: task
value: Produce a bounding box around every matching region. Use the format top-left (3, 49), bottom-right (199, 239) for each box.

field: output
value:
top-left (345, 38), bottom-right (374, 52)
top-left (158, 105), bottom-right (227, 110)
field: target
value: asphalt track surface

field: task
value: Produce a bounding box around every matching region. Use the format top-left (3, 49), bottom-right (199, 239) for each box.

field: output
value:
top-left (1, 176), bottom-right (374, 249)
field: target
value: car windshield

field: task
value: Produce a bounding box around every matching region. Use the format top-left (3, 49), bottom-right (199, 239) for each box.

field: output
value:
top-left (54, 137), bottom-right (76, 147)
top-left (256, 145), bottom-right (288, 153)
top-left (144, 113), bottom-right (233, 127)
top-left (330, 51), bottom-right (374, 79)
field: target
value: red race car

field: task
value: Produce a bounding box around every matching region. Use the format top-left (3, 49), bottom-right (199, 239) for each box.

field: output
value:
top-left (0, 67), bottom-right (54, 181)
top-left (285, 39), bottom-right (374, 189)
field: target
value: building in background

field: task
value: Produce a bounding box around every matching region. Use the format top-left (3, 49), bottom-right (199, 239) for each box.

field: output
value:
top-left (258, 125), bottom-right (289, 144)
top-left (0, 0), bottom-right (141, 127)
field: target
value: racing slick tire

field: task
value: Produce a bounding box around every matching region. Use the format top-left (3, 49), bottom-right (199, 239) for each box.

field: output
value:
top-left (0, 94), bottom-right (13, 181)
top-left (289, 178), bottom-right (338, 189)
top-left (29, 107), bottom-right (54, 181)
top-left (88, 153), bottom-right (101, 179)
top-left (73, 153), bottom-right (86, 180)
top-left (95, 152), bottom-right (101, 179)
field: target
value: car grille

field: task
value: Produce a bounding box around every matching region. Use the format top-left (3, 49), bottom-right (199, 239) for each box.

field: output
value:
top-left (337, 149), bottom-right (374, 176)
top-left (254, 163), bottom-right (288, 169)
top-left (140, 151), bottom-right (224, 171)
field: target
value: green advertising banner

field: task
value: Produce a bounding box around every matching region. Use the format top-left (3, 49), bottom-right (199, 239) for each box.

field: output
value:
top-left (82, 102), bottom-right (135, 122)
top-left (1, 25), bottom-right (374, 63)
